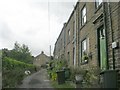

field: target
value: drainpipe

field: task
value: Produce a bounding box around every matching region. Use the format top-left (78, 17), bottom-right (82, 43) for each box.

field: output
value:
top-left (77, 2), bottom-right (80, 66)
top-left (103, 2), bottom-right (115, 70)
top-left (103, 2), bottom-right (109, 70)
top-left (107, 1), bottom-right (115, 69)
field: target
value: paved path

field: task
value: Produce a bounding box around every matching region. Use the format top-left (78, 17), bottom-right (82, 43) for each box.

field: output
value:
top-left (18, 69), bottom-right (52, 88)
top-left (0, 72), bottom-right (2, 89)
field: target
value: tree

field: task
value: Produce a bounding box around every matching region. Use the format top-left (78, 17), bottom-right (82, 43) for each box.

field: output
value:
top-left (21, 44), bottom-right (30, 54)
top-left (3, 42), bottom-right (33, 64)
top-left (14, 41), bottom-right (21, 52)
top-left (2, 48), bottom-right (9, 59)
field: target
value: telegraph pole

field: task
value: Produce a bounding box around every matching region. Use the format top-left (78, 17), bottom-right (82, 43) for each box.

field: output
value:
top-left (50, 45), bottom-right (51, 57)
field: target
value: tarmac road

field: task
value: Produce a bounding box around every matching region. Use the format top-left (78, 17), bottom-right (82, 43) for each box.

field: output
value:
top-left (18, 69), bottom-right (52, 88)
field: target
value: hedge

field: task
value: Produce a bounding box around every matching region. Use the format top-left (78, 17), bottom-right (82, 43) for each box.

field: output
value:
top-left (2, 57), bottom-right (36, 88)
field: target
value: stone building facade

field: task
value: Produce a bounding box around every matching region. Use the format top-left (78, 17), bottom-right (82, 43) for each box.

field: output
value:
top-left (53, 1), bottom-right (120, 87)
top-left (33, 51), bottom-right (50, 68)
top-left (53, 23), bottom-right (66, 60)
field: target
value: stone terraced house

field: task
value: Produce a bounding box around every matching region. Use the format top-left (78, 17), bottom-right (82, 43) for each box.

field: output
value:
top-left (33, 51), bottom-right (50, 69)
top-left (53, 1), bottom-right (120, 88)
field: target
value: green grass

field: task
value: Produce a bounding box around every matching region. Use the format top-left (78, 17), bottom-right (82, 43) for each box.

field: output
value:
top-left (51, 81), bottom-right (75, 89)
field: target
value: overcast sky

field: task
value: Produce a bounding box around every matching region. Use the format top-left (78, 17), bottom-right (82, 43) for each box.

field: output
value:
top-left (0, 0), bottom-right (77, 56)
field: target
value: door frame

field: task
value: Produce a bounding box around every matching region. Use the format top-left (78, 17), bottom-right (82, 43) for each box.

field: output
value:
top-left (97, 25), bottom-right (109, 70)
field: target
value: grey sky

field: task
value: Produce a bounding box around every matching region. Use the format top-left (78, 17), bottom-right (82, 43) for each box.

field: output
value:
top-left (0, 0), bottom-right (77, 56)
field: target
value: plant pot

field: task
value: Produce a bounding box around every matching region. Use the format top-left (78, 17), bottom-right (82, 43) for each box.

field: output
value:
top-left (84, 60), bottom-right (88, 63)
top-left (75, 75), bottom-right (83, 82)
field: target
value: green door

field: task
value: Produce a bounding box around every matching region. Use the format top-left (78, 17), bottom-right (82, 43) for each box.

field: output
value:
top-left (99, 28), bottom-right (107, 71)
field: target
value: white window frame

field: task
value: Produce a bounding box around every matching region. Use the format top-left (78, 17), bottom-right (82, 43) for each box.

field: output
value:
top-left (81, 5), bottom-right (87, 26)
top-left (82, 39), bottom-right (87, 55)
top-left (96, 0), bottom-right (103, 8)
top-left (81, 38), bottom-right (89, 63)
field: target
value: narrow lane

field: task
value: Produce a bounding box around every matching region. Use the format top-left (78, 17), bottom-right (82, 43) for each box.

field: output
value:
top-left (0, 72), bottom-right (2, 89)
top-left (19, 69), bottom-right (52, 88)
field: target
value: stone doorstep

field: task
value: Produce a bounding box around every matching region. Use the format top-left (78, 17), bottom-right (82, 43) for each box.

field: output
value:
top-left (44, 80), bottom-right (50, 82)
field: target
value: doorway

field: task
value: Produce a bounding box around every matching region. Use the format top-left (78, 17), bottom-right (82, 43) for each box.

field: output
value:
top-left (73, 47), bottom-right (76, 66)
top-left (97, 26), bottom-right (107, 71)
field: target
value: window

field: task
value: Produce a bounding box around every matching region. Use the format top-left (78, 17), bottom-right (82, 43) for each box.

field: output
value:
top-left (96, 0), bottom-right (102, 8)
top-left (68, 29), bottom-right (70, 36)
top-left (82, 39), bottom-right (87, 55)
top-left (73, 47), bottom-right (76, 66)
top-left (81, 38), bottom-right (89, 63)
top-left (61, 39), bottom-right (62, 49)
top-left (68, 29), bottom-right (70, 43)
top-left (81, 5), bottom-right (86, 26)
top-left (73, 21), bottom-right (75, 39)
top-left (68, 52), bottom-right (70, 62)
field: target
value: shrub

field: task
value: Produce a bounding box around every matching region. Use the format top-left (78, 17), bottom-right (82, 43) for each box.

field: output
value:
top-left (83, 66), bottom-right (100, 88)
top-left (47, 59), bottom-right (68, 81)
top-left (69, 66), bottom-right (100, 87)
top-left (69, 67), bottom-right (87, 82)
top-left (2, 57), bottom-right (36, 88)
top-left (51, 72), bottom-right (57, 81)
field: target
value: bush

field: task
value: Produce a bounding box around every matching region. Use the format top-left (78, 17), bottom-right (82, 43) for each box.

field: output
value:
top-left (51, 72), bottom-right (57, 81)
top-left (69, 66), bottom-right (100, 87)
top-left (69, 67), bottom-right (87, 82)
top-left (47, 59), bottom-right (68, 81)
top-left (2, 57), bottom-right (36, 88)
top-left (82, 66), bottom-right (100, 88)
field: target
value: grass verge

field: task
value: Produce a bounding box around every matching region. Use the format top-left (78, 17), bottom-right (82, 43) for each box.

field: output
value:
top-left (51, 80), bottom-right (75, 89)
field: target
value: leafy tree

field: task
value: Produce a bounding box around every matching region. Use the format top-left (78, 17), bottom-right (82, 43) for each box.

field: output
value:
top-left (2, 42), bottom-right (33, 64)
top-left (2, 48), bottom-right (11, 59)
top-left (14, 41), bottom-right (21, 52)
top-left (21, 44), bottom-right (30, 53)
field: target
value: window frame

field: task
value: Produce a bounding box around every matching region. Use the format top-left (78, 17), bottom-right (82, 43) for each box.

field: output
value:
top-left (73, 21), bottom-right (75, 39)
top-left (81, 38), bottom-right (89, 64)
top-left (67, 52), bottom-right (70, 63)
top-left (95, 0), bottom-right (103, 8)
top-left (81, 5), bottom-right (87, 26)
top-left (81, 39), bottom-right (87, 57)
